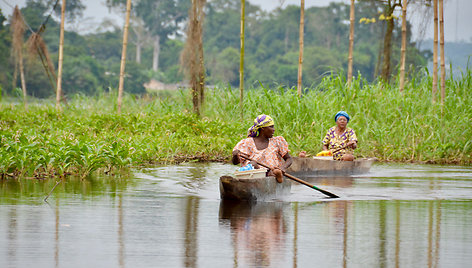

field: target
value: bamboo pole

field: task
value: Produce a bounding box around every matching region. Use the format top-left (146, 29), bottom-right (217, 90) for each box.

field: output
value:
top-left (439, 0), bottom-right (445, 105)
top-left (347, 0), bottom-right (355, 86)
top-left (56, 0), bottom-right (66, 111)
top-left (239, 0), bottom-right (245, 119)
top-left (117, 0), bottom-right (132, 114)
top-left (19, 51), bottom-right (27, 109)
top-left (399, 0), bottom-right (407, 92)
top-left (297, 0), bottom-right (305, 97)
top-left (432, 0), bottom-right (438, 103)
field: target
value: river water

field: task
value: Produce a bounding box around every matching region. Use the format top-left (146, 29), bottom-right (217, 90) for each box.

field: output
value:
top-left (1, 162), bottom-right (471, 268)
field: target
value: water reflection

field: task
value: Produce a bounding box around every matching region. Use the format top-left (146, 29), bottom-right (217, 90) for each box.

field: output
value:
top-left (118, 193), bottom-right (125, 268)
top-left (219, 200), bottom-right (289, 267)
top-left (184, 196), bottom-right (199, 268)
top-left (0, 175), bottom-right (135, 203)
top-left (0, 163), bottom-right (471, 267)
top-left (55, 198), bottom-right (59, 268)
top-left (299, 176), bottom-right (354, 189)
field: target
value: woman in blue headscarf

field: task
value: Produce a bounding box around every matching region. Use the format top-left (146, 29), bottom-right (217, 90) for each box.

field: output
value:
top-left (232, 114), bottom-right (293, 183)
top-left (322, 111), bottom-right (358, 161)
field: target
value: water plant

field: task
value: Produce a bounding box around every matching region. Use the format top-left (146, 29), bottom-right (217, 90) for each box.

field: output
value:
top-left (0, 70), bottom-right (471, 178)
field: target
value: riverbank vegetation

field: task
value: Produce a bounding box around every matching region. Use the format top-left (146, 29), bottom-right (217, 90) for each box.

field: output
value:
top-left (1, 71), bottom-right (471, 178)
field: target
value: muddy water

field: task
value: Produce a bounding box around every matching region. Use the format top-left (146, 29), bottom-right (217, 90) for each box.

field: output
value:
top-left (1, 163), bottom-right (471, 268)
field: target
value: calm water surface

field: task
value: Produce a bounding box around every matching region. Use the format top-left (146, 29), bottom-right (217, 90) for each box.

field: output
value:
top-left (1, 163), bottom-right (471, 268)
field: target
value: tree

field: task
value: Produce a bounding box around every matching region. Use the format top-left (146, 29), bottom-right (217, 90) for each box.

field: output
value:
top-left (379, 0), bottom-right (402, 81)
top-left (107, 0), bottom-right (189, 72)
top-left (0, 8), bottom-right (10, 93)
top-left (11, 6), bottom-right (27, 108)
top-left (181, 0), bottom-right (207, 116)
top-left (129, 15), bottom-right (150, 64)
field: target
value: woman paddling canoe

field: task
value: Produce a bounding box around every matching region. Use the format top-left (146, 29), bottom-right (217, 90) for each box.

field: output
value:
top-left (232, 114), bottom-right (293, 183)
top-left (322, 111), bottom-right (358, 161)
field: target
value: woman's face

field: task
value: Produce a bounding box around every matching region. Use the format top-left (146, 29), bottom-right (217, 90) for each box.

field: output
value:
top-left (260, 125), bottom-right (275, 138)
top-left (336, 116), bottom-right (348, 128)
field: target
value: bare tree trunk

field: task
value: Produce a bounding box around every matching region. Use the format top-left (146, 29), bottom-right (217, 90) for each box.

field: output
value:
top-left (432, 0), bottom-right (438, 103)
top-left (136, 40), bottom-right (142, 63)
top-left (239, 0), bottom-right (245, 118)
top-left (347, 0), bottom-right (355, 86)
top-left (374, 21), bottom-right (386, 79)
top-left (182, 0), bottom-right (206, 116)
top-left (439, 0), bottom-right (445, 105)
top-left (297, 0), bottom-right (304, 97)
top-left (56, 0), bottom-right (66, 111)
top-left (152, 35), bottom-right (160, 71)
top-left (381, 9), bottom-right (395, 81)
top-left (191, 1), bottom-right (199, 115)
top-left (399, 0), bottom-right (407, 92)
top-left (131, 16), bottom-right (146, 64)
top-left (284, 27), bottom-right (289, 52)
top-left (12, 61), bottom-right (18, 92)
top-left (11, 6), bottom-right (27, 108)
top-left (117, 0), bottom-right (132, 114)
top-left (197, 8), bottom-right (205, 110)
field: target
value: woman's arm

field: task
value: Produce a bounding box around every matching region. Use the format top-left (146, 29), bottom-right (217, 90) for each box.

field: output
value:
top-left (347, 140), bottom-right (357, 149)
top-left (232, 150), bottom-right (240, 165)
top-left (280, 152), bottom-right (293, 172)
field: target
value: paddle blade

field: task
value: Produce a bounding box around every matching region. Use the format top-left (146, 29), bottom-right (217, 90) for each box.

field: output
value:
top-left (312, 186), bottom-right (340, 198)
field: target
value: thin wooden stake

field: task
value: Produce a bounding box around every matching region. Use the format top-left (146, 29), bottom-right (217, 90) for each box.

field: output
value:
top-left (117, 0), bottom-right (132, 114)
top-left (439, 0), bottom-right (446, 105)
top-left (432, 0), bottom-right (438, 103)
top-left (399, 0), bottom-right (407, 92)
top-left (56, 0), bottom-right (66, 111)
top-left (297, 0), bottom-right (305, 97)
top-left (44, 180), bottom-right (61, 202)
top-left (239, 0), bottom-right (245, 119)
top-left (347, 0), bottom-right (355, 86)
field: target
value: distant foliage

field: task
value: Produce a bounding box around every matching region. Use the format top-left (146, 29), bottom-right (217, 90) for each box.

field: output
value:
top-left (0, 0), bottom-right (430, 98)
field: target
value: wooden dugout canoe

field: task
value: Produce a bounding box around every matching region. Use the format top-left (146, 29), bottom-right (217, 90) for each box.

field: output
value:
top-left (219, 175), bottom-right (291, 201)
top-left (286, 156), bottom-right (376, 177)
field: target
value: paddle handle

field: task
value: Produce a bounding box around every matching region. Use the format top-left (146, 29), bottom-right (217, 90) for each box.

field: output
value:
top-left (332, 144), bottom-right (349, 154)
top-left (239, 154), bottom-right (339, 198)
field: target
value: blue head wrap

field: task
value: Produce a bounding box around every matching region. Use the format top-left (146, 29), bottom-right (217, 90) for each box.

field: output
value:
top-left (335, 111), bottom-right (350, 122)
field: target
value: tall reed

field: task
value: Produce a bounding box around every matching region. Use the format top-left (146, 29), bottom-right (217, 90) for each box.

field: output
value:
top-left (1, 70), bottom-right (471, 178)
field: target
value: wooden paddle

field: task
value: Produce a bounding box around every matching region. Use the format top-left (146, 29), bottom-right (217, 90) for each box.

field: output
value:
top-left (239, 154), bottom-right (340, 199)
top-left (316, 144), bottom-right (352, 156)
top-left (332, 144), bottom-right (350, 153)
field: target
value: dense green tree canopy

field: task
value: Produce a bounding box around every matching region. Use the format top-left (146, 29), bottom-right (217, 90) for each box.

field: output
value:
top-left (0, 0), bottom-right (431, 98)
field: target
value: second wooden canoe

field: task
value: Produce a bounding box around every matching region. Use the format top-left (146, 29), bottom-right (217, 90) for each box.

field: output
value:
top-left (286, 156), bottom-right (376, 177)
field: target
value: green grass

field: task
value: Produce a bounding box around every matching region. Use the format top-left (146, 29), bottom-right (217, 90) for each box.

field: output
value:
top-left (1, 70), bottom-right (471, 178)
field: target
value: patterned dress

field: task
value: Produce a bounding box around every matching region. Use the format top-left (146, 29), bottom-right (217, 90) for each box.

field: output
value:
top-left (233, 136), bottom-right (290, 169)
top-left (322, 126), bottom-right (357, 160)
